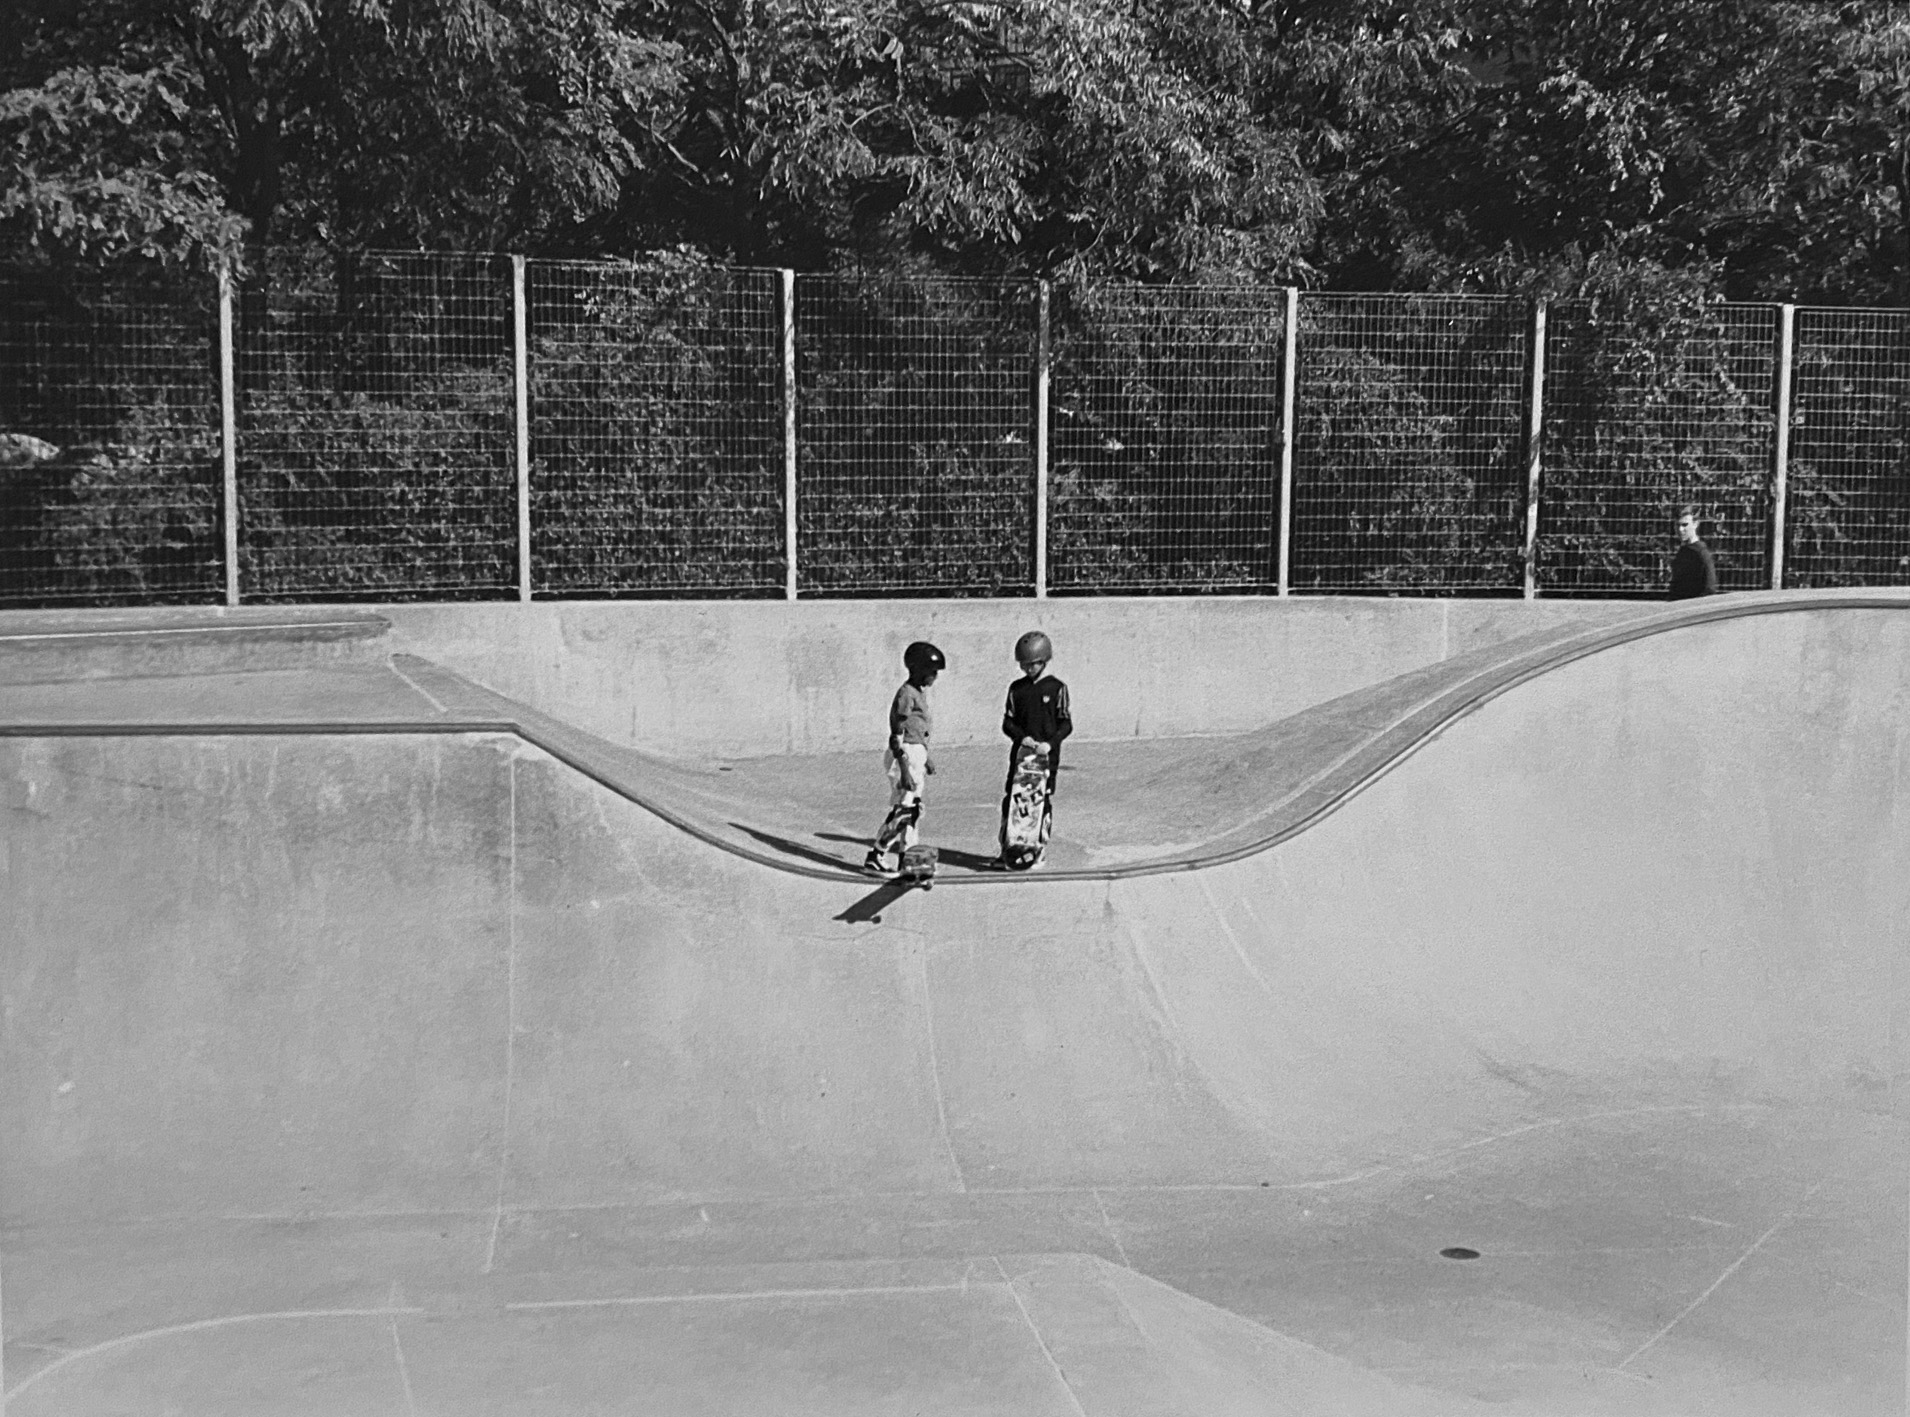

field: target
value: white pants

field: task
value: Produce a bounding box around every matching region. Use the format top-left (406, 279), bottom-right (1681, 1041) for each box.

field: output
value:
top-left (875, 742), bottom-right (928, 855)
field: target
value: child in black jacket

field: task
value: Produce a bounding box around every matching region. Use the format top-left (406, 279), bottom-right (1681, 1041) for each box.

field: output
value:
top-left (998, 630), bottom-right (1072, 868)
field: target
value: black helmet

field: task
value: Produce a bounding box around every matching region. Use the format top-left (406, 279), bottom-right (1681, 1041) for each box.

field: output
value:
top-left (904, 641), bottom-right (946, 674)
top-left (1014, 630), bottom-right (1052, 665)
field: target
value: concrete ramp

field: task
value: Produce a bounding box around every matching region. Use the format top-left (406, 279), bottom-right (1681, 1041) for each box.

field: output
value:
top-left (1013, 1255), bottom-right (1490, 1415)
top-left (1, 1253), bottom-right (1496, 1417)
top-left (2, 598), bottom-right (1905, 1413)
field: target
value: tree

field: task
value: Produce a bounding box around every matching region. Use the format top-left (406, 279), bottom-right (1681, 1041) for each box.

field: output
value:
top-left (0, 0), bottom-right (676, 267)
top-left (1297, 0), bottom-right (1910, 303)
top-left (1742, 4), bottom-right (1910, 304)
top-left (599, 0), bottom-right (1316, 279)
top-left (6, 0), bottom-right (1910, 296)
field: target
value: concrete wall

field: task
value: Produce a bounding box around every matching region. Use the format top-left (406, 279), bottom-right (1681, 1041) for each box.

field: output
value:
top-left (380, 598), bottom-right (1644, 760)
top-left (7, 607), bottom-right (1903, 1224)
top-left (0, 733), bottom-right (517, 1224)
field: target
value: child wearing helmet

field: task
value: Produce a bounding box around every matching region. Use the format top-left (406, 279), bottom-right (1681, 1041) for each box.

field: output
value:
top-left (997, 630), bottom-right (1072, 868)
top-left (865, 640), bottom-right (944, 875)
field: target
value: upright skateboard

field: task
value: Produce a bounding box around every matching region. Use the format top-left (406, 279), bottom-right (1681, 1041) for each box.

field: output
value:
top-left (999, 742), bottom-right (1051, 870)
top-left (899, 843), bottom-right (938, 888)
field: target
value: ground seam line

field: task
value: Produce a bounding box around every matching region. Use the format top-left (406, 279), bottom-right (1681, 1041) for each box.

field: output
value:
top-left (916, 943), bottom-right (967, 1193)
top-left (1092, 1189), bottom-right (1132, 1269)
top-left (1618, 1181), bottom-right (1822, 1369)
top-left (483, 751), bottom-right (520, 1274)
top-left (386, 658), bottom-right (450, 715)
top-left (1098, 1263), bottom-right (1155, 1347)
top-left (1197, 874), bottom-right (1275, 1002)
top-left (994, 1259), bottom-right (1090, 1417)
top-left (507, 1280), bottom-right (989, 1311)
top-left (2, 1309), bottom-right (425, 1402)
top-left (389, 1314), bottom-right (420, 1417)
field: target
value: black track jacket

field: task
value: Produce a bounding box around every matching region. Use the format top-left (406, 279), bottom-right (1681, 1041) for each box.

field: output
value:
top-left (1002, 674), bottom-right (1073, 781)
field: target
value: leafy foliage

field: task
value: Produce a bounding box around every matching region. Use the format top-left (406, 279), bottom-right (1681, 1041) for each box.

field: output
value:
top-left (793, 271), bottom-right (1036, 595)
top-left (0, 267), bottom-right (224, 605)
top-left (1048, 283), bottom-right (1286, 592)
top-left (528, 254), bottom-right (786, 595)
top-left (0, 64), bottom-right (245, 267)
top-left (1784, 305), bottom-right (1910, 587)
top-left (6, 0), bottom-right (1910, 296)
top-left (5, 2), bottom-right (1910, 605)
top-left (1339, 0), bottom-right (1910, 304)
top-left (234, 248), bottom-right (519, 598)
top-left (1, 0), bottom-right (675, 264)
top-left (1537, 262), bottom-right (1777, 595)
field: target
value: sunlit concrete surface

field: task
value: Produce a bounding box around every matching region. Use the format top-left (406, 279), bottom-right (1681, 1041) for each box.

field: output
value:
top-left (2, 595), bottom-right (1905, 1414)
top-left (370, 595), bottom-right (1653, 757)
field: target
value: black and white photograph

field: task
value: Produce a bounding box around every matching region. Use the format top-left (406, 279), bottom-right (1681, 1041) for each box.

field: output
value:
top-left (2, 2), bottom-right (1906, 1412)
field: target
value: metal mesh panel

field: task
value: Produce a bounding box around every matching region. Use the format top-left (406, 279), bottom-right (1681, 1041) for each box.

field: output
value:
top-left (238, 249), bottom-right (515, 600)
top-left (1289, 294), bottom-right (1528, 594)
top-left (0, 266), bottom-right (222, 607)
top-left (795, 275), bottom-right (1035, 597)
top-left (1786, 308), bottom-right (1910, 586)
top-left (1047, 284), bottom-right (1285, 594)
top-left (17, 256), bottom-right (1910, 606)
top-left (528, 260), bottom-right (784, 596)
top-left (1538, 301), bottom-right (1776, 596)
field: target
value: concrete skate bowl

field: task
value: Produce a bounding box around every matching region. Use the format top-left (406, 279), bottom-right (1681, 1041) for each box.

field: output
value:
top-left (2, 598), bottom-right (1905, 1415)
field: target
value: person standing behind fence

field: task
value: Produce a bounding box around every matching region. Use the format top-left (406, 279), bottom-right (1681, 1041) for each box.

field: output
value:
top-left (998, 631), bottom-right (1072, 869)
top-left (1667, 505), bottom-right (1719, 600)
top-left (865, 641), bottom-right (943, 876)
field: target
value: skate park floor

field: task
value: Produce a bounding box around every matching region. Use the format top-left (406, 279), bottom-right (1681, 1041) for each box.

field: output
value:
top-left (2, 595), bottom-right (1906, 1415)
top-left (5, 1105), bottom-right (1898, 1415)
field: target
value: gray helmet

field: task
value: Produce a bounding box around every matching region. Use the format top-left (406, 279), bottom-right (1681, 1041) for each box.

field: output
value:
top-left (1014, 630), bottom-right (1052, 665)
top-left (904, 641), bottom-right (946, 674)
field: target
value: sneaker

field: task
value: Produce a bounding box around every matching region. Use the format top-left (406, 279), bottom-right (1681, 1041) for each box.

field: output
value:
top-left (863, 850), bottom-right (893, 876)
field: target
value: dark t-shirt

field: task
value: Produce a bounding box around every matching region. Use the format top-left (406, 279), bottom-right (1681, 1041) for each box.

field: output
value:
top-left (1668, 540), bottom-right (1718, 600)
top-left (889, 681), bottom-right (932, 746)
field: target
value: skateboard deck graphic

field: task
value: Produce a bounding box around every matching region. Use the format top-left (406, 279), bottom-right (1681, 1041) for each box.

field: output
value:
top-left (1000, 744), bottom-right (1050, 870)
top-left (899, 844), bottom-right (938, 887)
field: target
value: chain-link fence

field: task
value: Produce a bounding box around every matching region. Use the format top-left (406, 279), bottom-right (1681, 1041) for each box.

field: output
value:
top-left (1538, 301), bottom-right (1778, 597)
top-left (795, 275), bottom-right (1036, 597)
top-left (0, 266), bottom-right (222, 606)
top-left (7, 251), bottom-right (1910, 608)
top-left (1786, 308), bottom-right (1910, 587)
top-left (530, 260), bottom-right (784, 597)
top-left (1048, 284), bottom-right (1286, 594)
top-left (1290, 295), bottom-right (1529, 594)
top-left (237, 248), bottom-right (517, 600)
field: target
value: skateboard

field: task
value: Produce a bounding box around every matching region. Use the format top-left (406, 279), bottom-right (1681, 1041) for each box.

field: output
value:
top-left (998, 742), bottom-right (1051, 871)
top-left (899, 843), bottom-right (938, 888)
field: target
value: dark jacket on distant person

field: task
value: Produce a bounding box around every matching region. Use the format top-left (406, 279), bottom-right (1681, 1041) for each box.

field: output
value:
top-left (1668, 540), bottom-right (1719, 600)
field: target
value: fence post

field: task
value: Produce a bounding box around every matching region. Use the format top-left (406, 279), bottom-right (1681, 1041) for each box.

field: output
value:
top-left (217, 260), bottom-right (240, 606)
top-left (1770, 303), bottom-right (1795, 590)
top-left (512, 255), bottom-right (532, 602)
top-left (1521, 299), bottom-right (1548, 600)
top-left (1034, 280), bottom-right (1051, 598)
top-left (782, 269), bottom-right (798, 601)
top-left (1277, 286), bottom-right (1299, 596)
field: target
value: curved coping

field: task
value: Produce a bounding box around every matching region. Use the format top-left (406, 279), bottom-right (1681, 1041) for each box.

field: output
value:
top-left (0, 610), bottom-right (389, 645)
top-left (5, 593), bottom-right (1906, 886)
